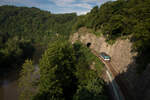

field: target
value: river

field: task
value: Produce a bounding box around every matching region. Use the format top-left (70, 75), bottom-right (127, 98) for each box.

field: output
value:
top-left (0, 64), bottom-right (39, 100)
top-left (0, 80), bottom-right (18, 100)
top-left (0, 70), bottom-right (19, 100)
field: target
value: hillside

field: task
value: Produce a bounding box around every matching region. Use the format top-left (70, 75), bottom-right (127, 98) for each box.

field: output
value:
top-left (72, 0), bottom-right (150, 73)
top-left (0, 5), bottom-right (77, 72)
top-left (0, 5), bottom-right (77, 40)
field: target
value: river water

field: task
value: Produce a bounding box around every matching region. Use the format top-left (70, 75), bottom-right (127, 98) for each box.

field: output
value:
top-left (0, 70), bottom-right (19, 100)
top-left (0, 80), bottom-right (18, 100)
top-left (0, 65), bottom-right (39, 100)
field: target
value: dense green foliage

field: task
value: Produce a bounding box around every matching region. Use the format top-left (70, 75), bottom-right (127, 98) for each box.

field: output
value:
top-left (0, 35), bottom-right (34, 73)
top-left (0, 5), bottom-right (77, 72)
top-left (0, 6), bottom-right (76, 39)
top-left (73, 0), bottom-right (150, 72)
top-left (30, 39), bottom-right (107, 100)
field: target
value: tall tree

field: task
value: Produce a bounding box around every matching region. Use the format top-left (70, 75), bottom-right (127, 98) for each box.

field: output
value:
top-left (19, 60), bottom-right (39, 100)
top-left (36, 39), bottom-right (77, 100)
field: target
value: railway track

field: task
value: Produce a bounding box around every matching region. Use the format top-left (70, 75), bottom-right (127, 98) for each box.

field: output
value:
top-left (91, 50), bottom-right (131, 100)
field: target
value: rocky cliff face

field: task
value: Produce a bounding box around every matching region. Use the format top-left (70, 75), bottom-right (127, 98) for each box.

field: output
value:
top-left (71, 27), bottom-right (136, 73)
top-left (70, 27), bottom-right (150, 100)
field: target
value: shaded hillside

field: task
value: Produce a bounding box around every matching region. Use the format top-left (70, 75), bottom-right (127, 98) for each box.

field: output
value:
top-left (72, 0), bottom-right (150, 72)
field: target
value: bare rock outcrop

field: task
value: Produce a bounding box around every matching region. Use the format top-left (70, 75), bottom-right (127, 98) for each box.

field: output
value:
top-left (70, 28), bottom-right (136, 74)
